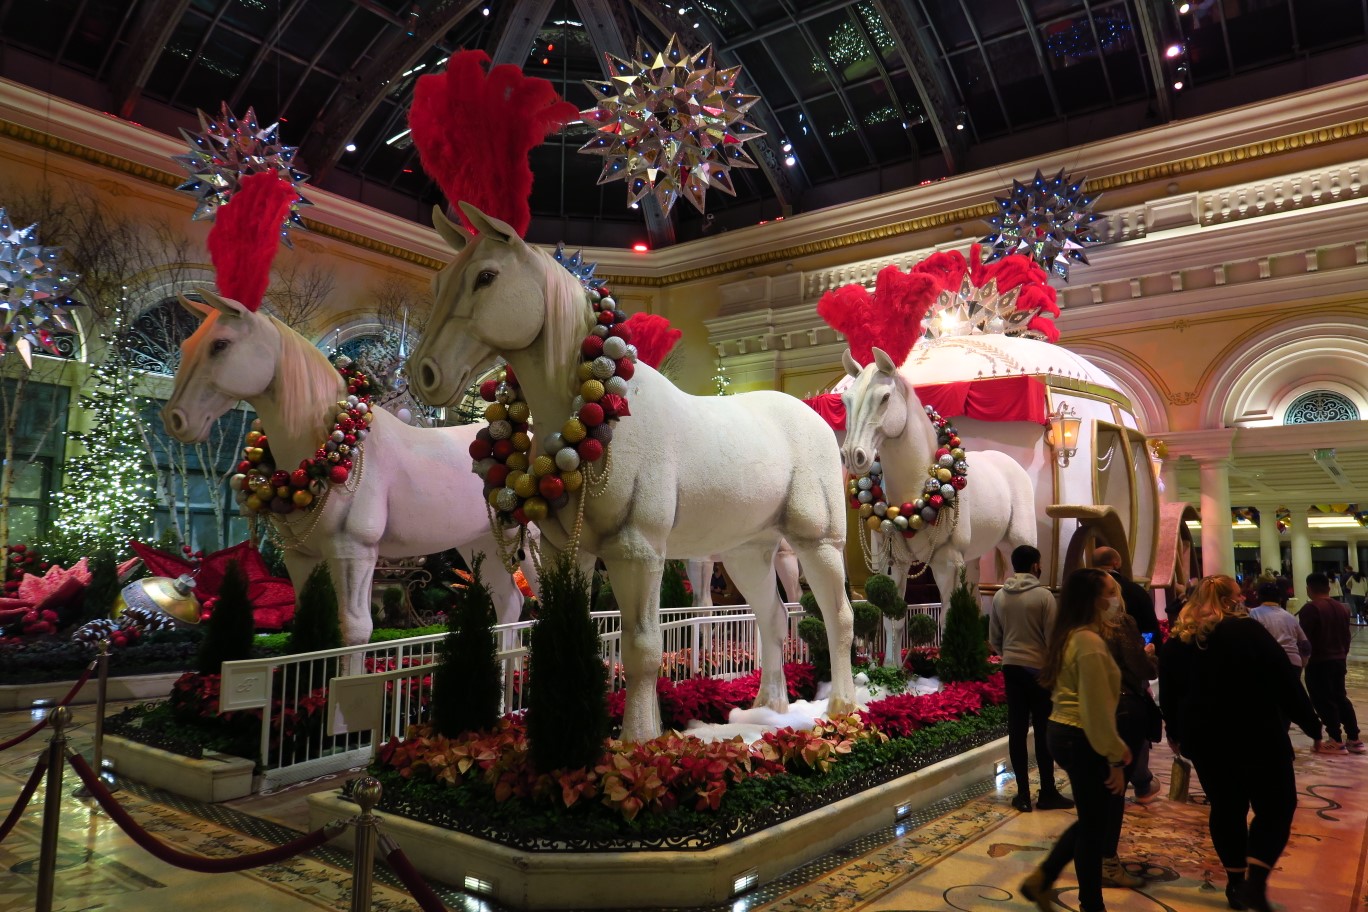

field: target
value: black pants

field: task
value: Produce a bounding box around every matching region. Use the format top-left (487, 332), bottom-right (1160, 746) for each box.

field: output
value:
top-left (1190, 746), bottom-right (1297, 869)
top-left (1041, 722), bottom-right (1124, 912)
top-left (1305, 659), bottom-right (1360, 743)
top-left (1003, 664), bottom-right (1055, 792)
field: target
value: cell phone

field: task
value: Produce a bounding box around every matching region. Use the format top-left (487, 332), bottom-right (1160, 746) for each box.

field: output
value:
top-left (1142, 633), bottom-right (1154, 645)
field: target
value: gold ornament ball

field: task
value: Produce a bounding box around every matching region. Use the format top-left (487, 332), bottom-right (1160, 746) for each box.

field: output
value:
top-left (484, 403), bottom-right (507, 422)
top-left (562, 418), bottom-right (587, 443)
top-left (936, 467), bottom-right (953, 482)
top-left (562, 469), bottom-right (584, 492)
top-left (580, 379), bottom-right (605, 402)
top-left (363, 412), bottom-right (374, 424)
top-left (950, 447), bottom-right (965, 460)
top-left (506, 452), bottom-right (529, 471)
top-left (276, 485), bottom-right (291, 498)
top-left (255, 483), bottom-right (273, 499)
top-left (508, 401), bottom-right (530, 423)
top-left (910, 515), bottom-right (925, 530)
top-left (886, 505), bottom-right (900, 519)
top-left (246, 495), bottom-right (264, 512)
top-left (245, 431), bottom-right (262, 446)
top-left (865, 515), bottom-right (882, 532)
top-left (523, 497), bottom-right (549, 521)
top-left (292, 489), bottom-right (313, 507)
top-left (513, 473), bottom-right (538, 498)
top-left (487, 488), bottom-right (503, 508)
top-left (247, 447), bottom-right (264, 463)
top-left (512, 432), bottom-right (531, 452)
top-left (858, 504), bottom-right (874, 519)
top-left (577, 362), bottom-right (595, 381)
top-left (531, 455), bottom-right (556, 477)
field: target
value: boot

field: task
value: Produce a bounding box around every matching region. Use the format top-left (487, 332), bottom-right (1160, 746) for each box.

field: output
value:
top-left (1011, 792), bottom-right (1033, 812)
top-left (1239, 862), bottom-right (1272, 912)
top-left (1019, 868), bottom-right (1053, 912)
top-left (1035, 790), bottom-right (1075, 810)
top-left (1100, 856), bottom-right (1143, 888)
top-left (1225, 869), bottom-right (1247, 910)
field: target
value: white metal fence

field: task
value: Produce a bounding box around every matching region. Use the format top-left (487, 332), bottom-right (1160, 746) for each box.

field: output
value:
top-left (220, 603), bottom-right (812, 791)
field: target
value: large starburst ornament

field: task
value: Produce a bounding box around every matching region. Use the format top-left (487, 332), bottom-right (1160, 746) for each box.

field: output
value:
top-left (553, 243), bottom-right (607, 292)
top-left (981, 168), bottom-right (1103, 281)
top-left (578, 35), bottom-right (765, 215)
top-left (0, 209), bottom-right (81, 368)
top-left (171, 102), bottom-right (312, 245)
top-left (924, 274), bottom-right (1048, 341)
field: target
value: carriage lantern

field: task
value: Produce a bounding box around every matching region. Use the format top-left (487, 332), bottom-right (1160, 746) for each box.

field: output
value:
top-left (1046, 401), bottom-right (1082, 467)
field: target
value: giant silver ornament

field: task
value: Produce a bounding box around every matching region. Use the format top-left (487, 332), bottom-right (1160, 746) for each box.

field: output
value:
top-left (980, 168), bottom-right (1102, 281)
top-left (0, 210), bottom-right (81, 368)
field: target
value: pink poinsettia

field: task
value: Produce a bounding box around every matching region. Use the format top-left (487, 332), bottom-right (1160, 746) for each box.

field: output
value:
top-left (18, 557), bottom-right (92, 605)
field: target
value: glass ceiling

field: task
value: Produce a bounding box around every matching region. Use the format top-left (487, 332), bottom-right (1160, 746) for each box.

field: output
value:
top-left (1, 0), bottom-right (1364, 247)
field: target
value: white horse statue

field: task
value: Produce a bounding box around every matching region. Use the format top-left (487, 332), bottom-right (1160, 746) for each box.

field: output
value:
top-left (161, 291), bottom-right (535, 644)
top-left (409, 203), bottom-right (857, 743)
top-left (841, 346), bottom-right (1036, 615)
top-left (687, 539), bottom-right (801, 608)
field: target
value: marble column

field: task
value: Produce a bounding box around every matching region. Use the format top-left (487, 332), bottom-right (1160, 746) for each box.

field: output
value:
top-left (1197, 459), bottom-right (1235, 577)
top-left (1255, 502), bottom-right (1282, 577)
top-left (1290, 507), bottom-right (1312, 605)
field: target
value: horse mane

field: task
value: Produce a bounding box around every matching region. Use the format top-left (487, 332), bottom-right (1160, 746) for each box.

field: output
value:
top-left (534, 246), bottom-right (593, 371)
top-left (270, 316), bottom-right (345, 432)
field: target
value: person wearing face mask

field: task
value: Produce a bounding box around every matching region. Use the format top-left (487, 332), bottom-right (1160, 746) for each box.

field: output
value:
top-left (1158, 575), bottom-right (1325, 912)
top-left (1020, 568), bottom-right (1134, 912)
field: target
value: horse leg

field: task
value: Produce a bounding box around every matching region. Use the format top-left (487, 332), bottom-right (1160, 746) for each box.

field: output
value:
top-left (790, 541), bottom-right (857, 715)
top-left (725, 542), bottom-right (789, 712)
top-left (483, 562), bottom-right (522, 625)
top-left (603, 556), bottom-right (664, 743)
top-left (931, 549), bottom-right (963, 620)
top-left (329, 549), bottom-right (380, 648)
top-left (775, 540), bottom-right (801, 604)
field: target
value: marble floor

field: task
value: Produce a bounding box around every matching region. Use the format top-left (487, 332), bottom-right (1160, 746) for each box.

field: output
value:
top-left (3, 666), bottom-right (1366, 912)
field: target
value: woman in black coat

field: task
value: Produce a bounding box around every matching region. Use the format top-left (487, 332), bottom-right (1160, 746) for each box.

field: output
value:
top-left (1159, 575), bottom-right (1324, 912)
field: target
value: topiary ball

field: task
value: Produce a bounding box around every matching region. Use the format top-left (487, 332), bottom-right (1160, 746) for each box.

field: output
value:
top-left (851, 600), bottom-right (881, 639)
top-left (799, 591), bottom-right (820, 618)
top-left (864, 573), bottom-right (906, 620)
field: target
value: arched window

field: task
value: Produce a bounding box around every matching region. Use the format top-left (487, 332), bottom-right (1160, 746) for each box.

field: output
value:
top-left (1283, 390), bottom-right (1360, 424)
top-left (120, 298), bottom-right (200, 375)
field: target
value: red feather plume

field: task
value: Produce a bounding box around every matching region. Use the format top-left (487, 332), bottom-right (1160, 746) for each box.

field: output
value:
top-left (816, 265), bottom-right (939, 366)
top-left (623, 313), bottom-right (682, 370)
top-left (409, 50), bottom-right (578, 238)
top-left (205, 172), bottom-right (296, 312)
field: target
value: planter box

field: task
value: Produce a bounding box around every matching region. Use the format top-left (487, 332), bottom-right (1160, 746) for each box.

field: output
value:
top-left (104, 735), bottom-right (256, 803)
top-left (0, 672), bottom-right (183, 712)
top-left (307, 734), bottom-right (1008, 910)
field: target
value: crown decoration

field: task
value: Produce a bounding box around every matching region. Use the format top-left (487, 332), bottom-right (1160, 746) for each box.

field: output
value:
top-left (924, 273), bottom-right (1049, 342)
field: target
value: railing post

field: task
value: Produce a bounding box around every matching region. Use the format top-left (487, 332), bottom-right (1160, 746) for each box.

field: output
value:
top-left (75, 640), bottom-right (115, 797)
top-left (690, 620), bottom-right (702, 677)
top-left (35, 705), bottom-right (70, 912)
top-left (349, 776), bottom-right (382, 912)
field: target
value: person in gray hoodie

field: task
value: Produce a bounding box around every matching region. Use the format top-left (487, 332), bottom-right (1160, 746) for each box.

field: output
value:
top-left (991, 545), bottom-right (1074, 812)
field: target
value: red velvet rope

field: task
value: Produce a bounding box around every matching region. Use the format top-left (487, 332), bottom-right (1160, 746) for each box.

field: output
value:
top-left (0, 751), bottom-right (49, 844)
top-left (66, 751), bottom-right (342, 872)
top-left (0, 663), bottom-right (96, 753)
top-left (382, 838), bottom-right (448, 912)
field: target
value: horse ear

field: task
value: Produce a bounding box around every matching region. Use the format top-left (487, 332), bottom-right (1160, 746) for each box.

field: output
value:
top-left (194, 286), bottom-right (249, 319)
top-left (842, 349), bottom-right (862, 378)
top-left (872, 347), bottom-right (898, 375)
top-left (432, 205), bottom-right (468, 252)
top-left (178, 294), bottom-right (212, 321)
top-left (458, 202), bottom-right (519, 244)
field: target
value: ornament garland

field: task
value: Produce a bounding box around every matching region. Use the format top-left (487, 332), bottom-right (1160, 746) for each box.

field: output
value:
top-left (230, 360), bottom-right (376, 517)
top-left (471, 290), bottom-right (636, 527)
top-left (847, 404), bottom-right (969, 538)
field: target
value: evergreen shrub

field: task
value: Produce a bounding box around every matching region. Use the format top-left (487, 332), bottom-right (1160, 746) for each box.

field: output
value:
top-left (197, 561), bottom-right (256, 673)
top-left (433, 553), bottom-right (501, 737)
top-left (936, 570), bottom-right (990, 683)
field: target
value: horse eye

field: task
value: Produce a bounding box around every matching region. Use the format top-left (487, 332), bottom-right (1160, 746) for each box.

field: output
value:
top-left (475, 270), bottom-right (498, 288)
top-left (879, 391), bottom-right (891, 403)
top-left (211, 339), bottom-right (230, 355)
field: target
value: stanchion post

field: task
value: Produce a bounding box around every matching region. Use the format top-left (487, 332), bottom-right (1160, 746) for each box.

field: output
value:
top-left (36, 704), bottom-right (70, 912)
top-left (75, 640), bottom-right (114, 798)
top-left (349, 777), bottom-right (382, 912)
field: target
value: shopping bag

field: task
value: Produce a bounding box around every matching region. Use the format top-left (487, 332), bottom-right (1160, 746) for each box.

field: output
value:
top-left (1168, 753), bottom-right (1192, 802)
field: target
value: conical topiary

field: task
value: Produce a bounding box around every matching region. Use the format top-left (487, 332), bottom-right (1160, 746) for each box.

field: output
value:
top-left (936, 569), bottom-right (991, 682)
top-left (433, 553), bottom-right (501, 737)
top-left (197, 560), bottom-right (256, 673)
top-left (659, 560), bottom-right (690, 609)
top-left (527, 554), bottom-right (609, 773)
top-left (288, 564), bottom-right (343, 654)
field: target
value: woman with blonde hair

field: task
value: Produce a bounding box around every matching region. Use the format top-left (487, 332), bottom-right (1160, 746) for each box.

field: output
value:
top-left (1159, 575), bottom-right (1324, 911)
top-left (1020, 568), bottom-right (1133, 912)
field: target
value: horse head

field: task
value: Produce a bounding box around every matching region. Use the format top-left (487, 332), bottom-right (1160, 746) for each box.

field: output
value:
top-left (162, 289), bottom-right (279, 443)
top-left (410, 203), bottom-right (554, 406)
top-left (840, 346), bottom-right (909, 476)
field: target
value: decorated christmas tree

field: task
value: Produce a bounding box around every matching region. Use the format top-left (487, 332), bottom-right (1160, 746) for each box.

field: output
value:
top-left (49, 343), bottom-right (152, 558)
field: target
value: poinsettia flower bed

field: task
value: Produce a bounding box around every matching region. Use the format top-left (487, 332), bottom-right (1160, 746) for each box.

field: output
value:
top-left (366, 669), bottom-right (1007, 849)
top-left (606, 662), bottom-right (818, 729)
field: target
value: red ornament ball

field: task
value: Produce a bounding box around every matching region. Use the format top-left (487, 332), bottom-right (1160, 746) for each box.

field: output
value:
top-left (291, 469), bottom-right (309, 488)
top-left (929, 495), bottom-right (944, 508)
top-left (578, 402), bottom-right (605, 427)
top-left (935, 447), bottom-right (950, 459)
top-left (512, 508), bottom-right (529, 526)
top-left (577, 437), bottom-right (604, 463)
top-left (11, 544), bottom-right (25, 554)
top-left (538, 475), bottom-right (564, 500)
top-left (492, 439), bottom-right (515, 459)
top-left (581, 335), bottom-right (605, 358)
top-left (271, 471), bottom-right (290, 488)
top-left (871, 486), bottom-right (883, 502)
top-left (480, 379), bottom-right (499, 401)
top-left (486, 464), bottom-right (510, 488)
top-left (951, 475), bottom-right (967, 490)
top-left (469, 438), bottom-right (493, 460)
top-left (900, 502), bottom-right (915, 515)
top-left (504, 366), bottom-right (518, 385)
top-left (608, 324), bottom-right (633, 343)
top-left (343, 433), bottom-right (356, 446)
top-left (597, 310), bottom-right (615, 325)
top-left (237, 460), bottom-right (252, 474)
top-left (615, 358), bottom-right (635, 380)
top-left (329, 466), bottom-right (350, 484)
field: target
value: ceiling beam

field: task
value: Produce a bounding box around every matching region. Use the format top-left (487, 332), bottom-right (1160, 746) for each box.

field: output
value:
top-left (106, 0), bottom-right (191, 120)
top-left (572, 0), bottom-right (675, 247)
top-left (490, 0), bottom-right (558, 66)
top-left (631, 0), bottom-right (804, 215)
top-left (298, 0), bottom-right (485, 184)
top-left (870, 0), bottom-right (967, 173)
top-left (228, 0), bottom-right (315, 113)
top-left (1131, 0), bottom-right (1175, 123)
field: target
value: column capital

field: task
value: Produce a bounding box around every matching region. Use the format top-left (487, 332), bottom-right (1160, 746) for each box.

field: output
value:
top-left (1161, 428), bottom-right (1237, 463)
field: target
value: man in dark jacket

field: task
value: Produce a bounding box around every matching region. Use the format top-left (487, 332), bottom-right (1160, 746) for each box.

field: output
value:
top-left (1094, 546), bottom-right (1159, 639)
top-left (1299, 572), bottom-right (1363, 753)
top-left (990, 545), bottom-right (1073, 813)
